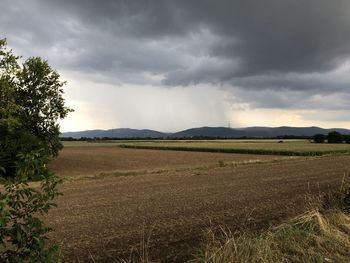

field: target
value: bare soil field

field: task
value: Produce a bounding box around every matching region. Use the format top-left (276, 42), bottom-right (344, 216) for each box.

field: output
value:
top-left (49, 146), bottom-right (284, 177)
top-left (46, 154), bottom-right (350, 262)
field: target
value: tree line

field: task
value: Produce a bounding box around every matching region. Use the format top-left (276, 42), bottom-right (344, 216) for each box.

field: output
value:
top-left (313, 131), bottom-right (350, 144)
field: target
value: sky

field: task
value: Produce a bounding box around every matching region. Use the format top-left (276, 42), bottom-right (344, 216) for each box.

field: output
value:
top-left (1, 0), bottom-right (350, 132)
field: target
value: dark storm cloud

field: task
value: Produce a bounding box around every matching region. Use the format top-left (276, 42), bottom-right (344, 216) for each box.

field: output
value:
top-left (1, 0), bottom-right (350, 109)
top-left (42, 0), bottom-right (350, 76)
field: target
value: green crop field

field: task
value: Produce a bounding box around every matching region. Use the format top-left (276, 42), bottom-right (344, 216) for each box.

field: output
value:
top-left (62, 139), bottom-right (350, 156)
top-left (116, 139), bottom-right (350, 156)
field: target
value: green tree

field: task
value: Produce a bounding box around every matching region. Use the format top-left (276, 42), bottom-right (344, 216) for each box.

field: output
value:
top-left (0, 39), bottom-right (21, 177)
top-left (312, 134), bottom-right (326, 143)
top-left (0, 40), bottom-right (72, 179)
top-left (343, 135), bottom-right (350, 144)
top-left (0, 38), bottom-right (72, 262)
top-left (16, 57), bottom-right (71, 157)
top-left (327, 131), bottom-right (343, 144)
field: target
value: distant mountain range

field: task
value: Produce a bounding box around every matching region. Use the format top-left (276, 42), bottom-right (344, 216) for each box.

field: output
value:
top-left (61, 128), bottom-right (166, 139)
top-left (60, 126), bottom-right (350, 139)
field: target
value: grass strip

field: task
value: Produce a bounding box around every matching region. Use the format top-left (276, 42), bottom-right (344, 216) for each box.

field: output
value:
top-left (119, 144), bottom-right (350, 156)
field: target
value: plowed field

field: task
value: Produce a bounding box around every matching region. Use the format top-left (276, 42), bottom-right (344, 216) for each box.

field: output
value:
top-left (46, 148), bottom-right (350, 262)
top-left (49, 146), bottom-right (284, 177)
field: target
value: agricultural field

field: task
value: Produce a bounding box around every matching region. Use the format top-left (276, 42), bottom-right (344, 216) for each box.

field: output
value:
top-left (118, 139), bottom-right (350, 156)
top-left (45, 141), bottom-right (350, 262)
top-left (50, 143), bottom-right (287, 178)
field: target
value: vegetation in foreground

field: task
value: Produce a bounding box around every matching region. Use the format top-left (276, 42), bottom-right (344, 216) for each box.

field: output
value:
top-left (197, 184), bottom-right (350, 263)
top-left (0, 38), bottom-right (71, 262)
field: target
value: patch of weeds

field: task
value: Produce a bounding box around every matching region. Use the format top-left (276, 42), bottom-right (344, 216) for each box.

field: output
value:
top-left (195, 183), bottom-right (350, 263)
top-left (218, 160), bottom-right (226, 167)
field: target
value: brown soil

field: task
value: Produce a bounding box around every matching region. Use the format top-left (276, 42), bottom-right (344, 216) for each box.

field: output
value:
top-left (45, 153), bottom-right (350, 263)
top-left (49, 146), bottom-right (283, 177)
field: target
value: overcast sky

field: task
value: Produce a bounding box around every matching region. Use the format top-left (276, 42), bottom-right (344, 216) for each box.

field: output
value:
top-left (1, 0), bottom-right (350, 132)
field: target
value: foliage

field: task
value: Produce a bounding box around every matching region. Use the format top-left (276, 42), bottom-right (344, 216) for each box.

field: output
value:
top-left (0, 38), bottom-right (71, 262)
top-left (312, 133), bottom-right (326, 143)
top-left (0, 39), bottom-right (73, 179)
top-left (0, 151), bottom-right (62, 262)
top-left (327, 131), bottom-right (343, 144)
top-left (344, 135), bottom-right (350, 144)
top-left (16, 57), bottom-right (72, 157)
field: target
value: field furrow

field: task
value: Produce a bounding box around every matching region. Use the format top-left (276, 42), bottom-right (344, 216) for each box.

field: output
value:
top-left (46, 148), bottom-right (350, 262)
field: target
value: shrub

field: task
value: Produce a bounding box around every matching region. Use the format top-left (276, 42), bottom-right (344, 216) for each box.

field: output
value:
top-left (0, 38), bottom-right (72, 262)
top-left (344, 135), bottom-right (350, 144)
top-left (0, 151), bottom-right (63, 262)
top-left (312, 134), bottom-right (326, 143)
top-left (327, 131), bottom-right (343, 144)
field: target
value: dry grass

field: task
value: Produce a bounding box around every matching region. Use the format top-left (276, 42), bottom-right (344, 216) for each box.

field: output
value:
top-left (112, 185), bottom-right (350, 263)
top-left (196, 185), bottom-right (350, 263)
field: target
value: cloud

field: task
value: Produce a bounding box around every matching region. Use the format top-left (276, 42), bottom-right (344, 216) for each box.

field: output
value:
top-left (59, 74), bottom-right (231, 132)
top-left (3, 1), bottom-right (350, 83)
top-left (1, 0), bottom-right (350, 130)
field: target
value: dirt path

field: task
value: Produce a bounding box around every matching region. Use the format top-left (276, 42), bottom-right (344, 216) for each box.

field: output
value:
top-left (46, 156), bottom-right (350, 262)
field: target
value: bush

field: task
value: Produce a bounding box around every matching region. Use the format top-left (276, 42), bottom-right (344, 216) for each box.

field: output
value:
top-left (0, 38), bottom-right (72, 262)
top-left (0, 151), bottom-right (62, 262)
top-left (344, 135), bottom-right (350, 144)
top-left (327, 131), bottom-right (343, 144)
top-left (312, 134), bottom-right (326, 143)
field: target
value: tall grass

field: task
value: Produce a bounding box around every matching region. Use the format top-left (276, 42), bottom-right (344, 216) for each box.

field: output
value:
top-left (195, 184), bottom-right (350, 263)
top-left (119, 224), bottom-right (154, 263)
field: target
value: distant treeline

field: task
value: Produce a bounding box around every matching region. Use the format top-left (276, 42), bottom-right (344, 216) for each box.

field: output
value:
top-left (60, 135), bottom-right (311, 141)
top-left (313, 131), bottom-right (350, 143)
top-left (60, 132), bottom-right (350, 142)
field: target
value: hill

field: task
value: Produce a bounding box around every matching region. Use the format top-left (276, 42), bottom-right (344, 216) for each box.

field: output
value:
top-left (61, 128), bottom-right (167, 139)
top-left (60, 126), bottom-right (350, 139)
top-left (170, 126), bottom-right (350, 138)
